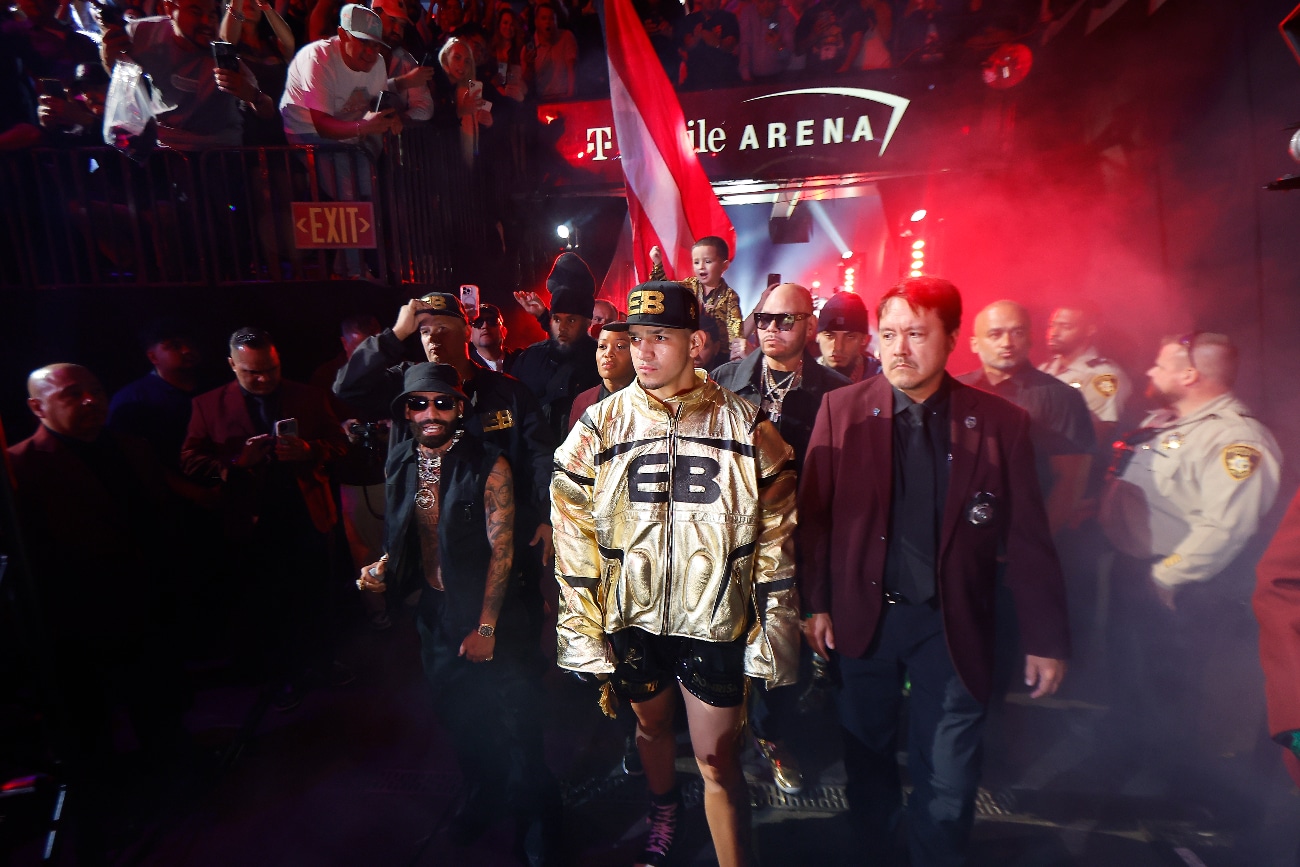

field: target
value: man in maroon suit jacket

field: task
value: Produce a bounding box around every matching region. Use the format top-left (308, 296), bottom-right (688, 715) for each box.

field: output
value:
top-left (7, 364), bottom-right (190, 850)
top-left (799, 277), bottom-right (1070, 865)
top-left (1254, 490), bottom-right (1300, 787)
top-left (181, 327), bottom-right (348, 709)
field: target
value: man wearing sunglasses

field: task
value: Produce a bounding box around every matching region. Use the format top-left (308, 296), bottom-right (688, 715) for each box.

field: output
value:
top-left (357, 363), bottom-right (562, 862)
top-left (713, 281), bottom-right (849, 794)
top-left (333, 292), bottom-right (557, 629)
top-left (553, 280), bottom-right (798, 867)
top-left (469, 303), bottom-right (518, 373)
top-left (1099, 332), bottom-right (1280, 806)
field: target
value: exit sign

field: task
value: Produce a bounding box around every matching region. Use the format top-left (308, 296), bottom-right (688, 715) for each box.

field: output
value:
top-left (292, 202), bottom-right (377, 249)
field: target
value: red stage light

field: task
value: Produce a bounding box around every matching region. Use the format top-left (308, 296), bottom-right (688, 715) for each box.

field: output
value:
top-left (982, 43), bottom-right (1033, 90)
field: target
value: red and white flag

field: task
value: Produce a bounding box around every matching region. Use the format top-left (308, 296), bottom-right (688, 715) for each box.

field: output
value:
top-left (601, 0), bottom-right (736, 283)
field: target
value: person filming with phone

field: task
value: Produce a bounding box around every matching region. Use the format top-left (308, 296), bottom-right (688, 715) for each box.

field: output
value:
top-left (280, 2), bottom-right (401, 147)
top-left (181, 327), bottom-right (351, 711)
top-left (99, 0), bottom-right (275, 149)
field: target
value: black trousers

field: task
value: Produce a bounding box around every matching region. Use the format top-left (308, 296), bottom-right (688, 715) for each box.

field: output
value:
top-left (837, 603), bottom-right (987, 867)
top-left (415, 587), bottom-right (560, 831)
top-left (1104, 554), bottom-right (1263, 800)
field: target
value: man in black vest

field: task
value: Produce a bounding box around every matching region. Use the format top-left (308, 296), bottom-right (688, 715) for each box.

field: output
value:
top-left (357, 363), bottom-right (561, 864)
top-left (334, 292), bottom-right (556, 625)
top-left (511, 252), bottom-right (601, 443)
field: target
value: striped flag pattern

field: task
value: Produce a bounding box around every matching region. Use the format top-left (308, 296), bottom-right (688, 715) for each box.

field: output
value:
top-left (601, 0), bottom-right (736, 283)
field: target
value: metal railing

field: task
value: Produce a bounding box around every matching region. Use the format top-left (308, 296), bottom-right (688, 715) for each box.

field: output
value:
top-left (0, 126), bottom-right (509, 290)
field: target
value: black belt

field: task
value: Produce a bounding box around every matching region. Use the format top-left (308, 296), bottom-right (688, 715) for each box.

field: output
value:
top-left (883, 590), bottom-right (936, 607)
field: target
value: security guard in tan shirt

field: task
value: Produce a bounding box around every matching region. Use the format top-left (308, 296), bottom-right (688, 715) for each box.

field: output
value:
top-left (1100, 334), bottom-right (1281, 597)
top-left (1039, 305), bottom-right (1132, 444)
top-left (1098, 333), bottom-right (1281, 795)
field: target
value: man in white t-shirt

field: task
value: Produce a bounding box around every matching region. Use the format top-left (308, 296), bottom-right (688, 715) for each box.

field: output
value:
top-left (280, 3), bottom-right (400, 278)
top-left (280, 3), bottom-right (401, 145)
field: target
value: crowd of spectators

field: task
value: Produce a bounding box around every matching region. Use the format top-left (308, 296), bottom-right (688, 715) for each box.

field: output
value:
top-left (1, 0), bottom-right (1059, 155)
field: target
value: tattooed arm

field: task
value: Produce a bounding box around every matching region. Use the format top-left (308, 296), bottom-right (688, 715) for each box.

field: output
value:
top-left (460, 455), bottom-right (515, 662)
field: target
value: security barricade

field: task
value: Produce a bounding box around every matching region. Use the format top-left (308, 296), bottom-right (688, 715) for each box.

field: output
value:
top-left (199, 145), bottom-right (385, 284)
top-left (0, 128), bottom-right (510, 290)
top-left (0, 147), bottom-right (206, 288)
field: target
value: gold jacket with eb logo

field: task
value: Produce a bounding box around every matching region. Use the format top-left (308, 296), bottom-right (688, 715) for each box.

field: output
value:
top-left (551, 371), bottom-right (801, 688)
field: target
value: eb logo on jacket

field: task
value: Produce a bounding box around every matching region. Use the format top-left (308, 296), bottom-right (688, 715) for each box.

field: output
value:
top-left (628, 453), bottom-right (722, 504)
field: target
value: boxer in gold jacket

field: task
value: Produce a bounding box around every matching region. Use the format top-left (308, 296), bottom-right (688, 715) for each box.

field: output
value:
top-left (552, 281), bottom-right (797, 867)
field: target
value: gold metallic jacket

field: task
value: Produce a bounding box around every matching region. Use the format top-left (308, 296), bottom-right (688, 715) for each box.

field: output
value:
top-left (551, 372), bottom-right (800, 688)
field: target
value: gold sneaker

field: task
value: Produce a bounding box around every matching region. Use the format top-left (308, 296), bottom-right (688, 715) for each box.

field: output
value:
top-left (755, 737), bottom-right (804, 794)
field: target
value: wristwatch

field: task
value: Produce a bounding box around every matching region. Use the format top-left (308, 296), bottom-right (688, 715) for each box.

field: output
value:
top-left (477, 623), bottom-right (495, 638)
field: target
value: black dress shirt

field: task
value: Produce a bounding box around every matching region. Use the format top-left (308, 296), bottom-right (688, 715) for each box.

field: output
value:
top-left (882, 376), bottom-right (953, 604)
top-left (957, 364), bottom-right (1095, 498)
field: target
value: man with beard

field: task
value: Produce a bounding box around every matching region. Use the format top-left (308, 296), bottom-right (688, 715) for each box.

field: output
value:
top-left (1099, 332), bottom-right (1280, 804)
top-left (1039, 304), bottom-right (1131, 445)
top-left (182, 328), bottom-right (349, 708)
top-left (334, 292), bottom-right (555, 626)
top-left (816, 291), bottom-right (881, 384)
top-left (715, 282), bottom-right (849, 465)
top-left (357, 363), bottom-right (561, 863)
top-left (511, 252), bottom-right (601, 443)
top-left (470, 303), bottom-right (518, 373)
top-left (713, 281), bottom-right (849, 795)
top-left (99, 0), bottom-right (274, 148)
top-left (800, 277), bottom-right (1069, 865)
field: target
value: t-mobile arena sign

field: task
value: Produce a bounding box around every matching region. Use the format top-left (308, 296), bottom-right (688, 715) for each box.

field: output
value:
top-left (537, 72), bottom-right (988, 190)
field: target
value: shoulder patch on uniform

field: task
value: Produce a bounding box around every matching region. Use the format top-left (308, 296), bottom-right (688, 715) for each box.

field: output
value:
top-left (1222, 444), bottom-right (1262, 481)
top-left (1092, 374), bottom-right (1118, 397)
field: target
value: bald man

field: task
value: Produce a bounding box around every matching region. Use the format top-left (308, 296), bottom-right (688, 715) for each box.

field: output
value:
top-left (714, 282), bottom-right (849, 794)
top-left (1099, 333), bottom-right (1281, 803)
top-left (714, 282), bottom-right (850, 468)
top-left (8, 364), bottom-right (188, 817)
top-left (959, 301), bottom-right (1095, 537)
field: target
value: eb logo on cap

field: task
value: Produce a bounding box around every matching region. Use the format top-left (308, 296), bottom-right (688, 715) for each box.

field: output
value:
top-left (628, 290), bottom-right (666, 316)
top-left (419, 294), bottom-right (448, 310)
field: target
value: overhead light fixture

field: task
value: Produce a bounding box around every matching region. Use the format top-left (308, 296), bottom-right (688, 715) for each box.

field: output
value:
top-left (982, 43), bottom-right (1033, 89)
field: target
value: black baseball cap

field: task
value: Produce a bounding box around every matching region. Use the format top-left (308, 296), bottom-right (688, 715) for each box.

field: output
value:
top-left (470, 303), bottom-right (503, 327)
top-left (606, 281), bottom-right (699, 332)
top-left (819, 291), bottom-right (869, 333)
top-left (415, 292), bottom-right (467, 322)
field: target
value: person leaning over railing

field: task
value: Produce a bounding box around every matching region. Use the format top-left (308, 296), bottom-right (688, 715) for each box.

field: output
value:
top-left (280, 2), bottom-right (400, 279)
top-left (35, 62), bottom-right (109, 147)
top-left (280, 3), bottom-right (402, 149)
top-left (219, 0), bottom-right (295, 144)
top-left (99, 0), bottom-right (277, 150)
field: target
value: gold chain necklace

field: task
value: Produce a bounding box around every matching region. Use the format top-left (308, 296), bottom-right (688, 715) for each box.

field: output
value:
top-left (414, 430), bottom-right (463, 510)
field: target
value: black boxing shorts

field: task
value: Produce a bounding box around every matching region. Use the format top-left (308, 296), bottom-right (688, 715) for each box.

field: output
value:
top-left (608, 627), bottom-right (747, 708)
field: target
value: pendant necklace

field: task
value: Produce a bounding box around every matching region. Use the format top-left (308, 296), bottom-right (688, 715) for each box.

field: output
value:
top-left (415, 429), bottom-right (463, 510)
